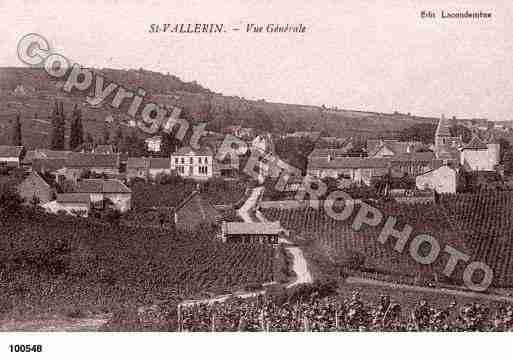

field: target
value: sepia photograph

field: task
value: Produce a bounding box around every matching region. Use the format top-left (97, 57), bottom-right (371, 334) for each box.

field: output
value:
top-left (0, 0), bottom-right (512, 357)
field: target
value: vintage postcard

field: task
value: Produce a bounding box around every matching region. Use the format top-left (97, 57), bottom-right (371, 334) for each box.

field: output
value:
top-left (0, 0), bottom-right (512, 357)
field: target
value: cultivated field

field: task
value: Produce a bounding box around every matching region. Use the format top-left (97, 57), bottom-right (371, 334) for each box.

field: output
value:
top-left (0, 210), bottom-right (274, 320)
top-left (441, 191), bottom-right (513, 287)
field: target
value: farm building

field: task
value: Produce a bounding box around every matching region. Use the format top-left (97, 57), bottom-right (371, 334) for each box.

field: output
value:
top-left (307, 156), bottom-right (389, 185)
top-left (0, 145), bottom-right (25, 167)
top-left (220, 221), bottom-right (283, 245)
top-left (416, 165), bottom-right (458, 194)
top-left (460, 136), bottom-right (500, 172)
top-left (71, 178), bottom-right (131, 212)
top-left (126, 157), bottom-right (172, 180)
top-left (92, 144), bottom-right (115, 154)
top-left (62, 153), bottom-right (120, 180)
top-left (43, 193), bottom-right (91, 217)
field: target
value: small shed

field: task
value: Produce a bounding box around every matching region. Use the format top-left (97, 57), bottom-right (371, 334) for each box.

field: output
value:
top-left (220, 221), bottom-right (283, 245)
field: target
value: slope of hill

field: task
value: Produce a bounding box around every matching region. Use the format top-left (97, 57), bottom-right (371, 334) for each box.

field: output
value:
top-left (0, 66), bottom-right (440, 148)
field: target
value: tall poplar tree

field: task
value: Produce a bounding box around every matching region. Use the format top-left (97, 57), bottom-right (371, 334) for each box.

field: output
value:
top-left (11, 114), bottom-right (22, 146)
top-left (69, 104), bottom-right (84, 150)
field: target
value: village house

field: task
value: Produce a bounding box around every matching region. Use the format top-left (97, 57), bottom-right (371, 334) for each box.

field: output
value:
top-left (388, 152), bottom-right (438, 177)
top-left (251, 133), bottom-right (278, 183)
top-left (283, 131), bottom-right (321, 142)
top-left (225, 125), bottom-right (255, 139)
top-left (0, 145), bottom-right (25, 168)
top-left (460, 136), bottom-right (500, 172)
top-left (22, 149), bottom-right (72, 173)
top-left (92, 144), bottom-right (115, 154)
top-left (145, 136), bottom-right (162, 153)
top-left (318, 137), bottom-right (353, 151)
top-left (126, 157), bottom-right (148, 180)
top-left (43, 193), bottom-right (91, 217)
top-left (171, 146), bottom-right (214, 180)
top-left (149, 157), bottom-right (172, 179)
top-left (126, 157), bottom-right (172, 180)
top-left (367, 139), bottom-right (427, 158)
top-left (416, 165), bottom-right (458, 194)
top-left (307, 155), bottom-right (389, 186)
top-left (71, 178), bottom-right (132, 212)
top-left (220, 221), bottom-right (283, 245)
top-left (61, 153), bottom-right (120, 180)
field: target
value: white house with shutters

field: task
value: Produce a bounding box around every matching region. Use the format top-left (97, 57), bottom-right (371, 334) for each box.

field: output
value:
top-left (170, 146), bottom-right (214, 180)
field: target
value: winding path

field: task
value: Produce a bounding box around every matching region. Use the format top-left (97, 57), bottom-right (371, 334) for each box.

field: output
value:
top-left (239, 186), bottom-right (313, 287)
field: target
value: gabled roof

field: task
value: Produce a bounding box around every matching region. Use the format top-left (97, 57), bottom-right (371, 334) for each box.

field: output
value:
top-left (32, 158), bottom-right (67, 173)
top-left (308, 156), bottom-right (390, 169)
top-left (56, 193), bottom-right (91, 204)
top-left (127, 157), bottom-right (149, 169)
top-left (66, 153), bottom-right (119, 168)
top-left (222, 221), bottom-right (283, 235)
top-left (145, 135), bottom-right (162, 143)
top-left (389, 152), bottom-right (435, 162)
top-left (73, 179), bottom-right (131, 194)
top-left (463, 136), bottom-right (488, 150)
top-left (418, 164), bottom-right (456, 177)
top-left (93, 144), bottom-right (115, 154)
top-left (24, 149), bottom-right (72, 163)
top-left (173, 146), bottom-right (213, 156)
top-left (367, 140), bottom-right (425, 157)
top-left (0, 145), bottom-right (24, 158)
top-left (126, 157), bottom-right (170, 169)
top-left (149, 157), bottom-right (170, 169)
top-left (309, 148), bottom-right (351, 158)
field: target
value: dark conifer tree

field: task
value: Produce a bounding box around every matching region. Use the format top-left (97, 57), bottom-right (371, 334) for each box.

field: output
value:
top-left (69, 104), bottom-right (84, 150)
top-left (11, 114), bottom-right (22, 146)
top-left (50, 101), bottom-right (61, 150)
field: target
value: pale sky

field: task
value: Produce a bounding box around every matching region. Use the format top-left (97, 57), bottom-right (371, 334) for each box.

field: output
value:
top-left (1, 0), bottom-right (512, 120)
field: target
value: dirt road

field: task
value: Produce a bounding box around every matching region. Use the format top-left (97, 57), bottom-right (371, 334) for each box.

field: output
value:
top-left (237, 186), bottom-right (313, 287)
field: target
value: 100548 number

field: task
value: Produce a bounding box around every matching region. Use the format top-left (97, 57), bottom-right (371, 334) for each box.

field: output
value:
top-left (9, 345), bottom-right (42, 353)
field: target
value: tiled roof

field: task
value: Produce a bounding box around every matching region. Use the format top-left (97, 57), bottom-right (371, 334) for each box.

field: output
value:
top-left (73, 179), bottom-right (131, 193)
top-left (389, 152), bottom-right (435, 162)
top-left (32, 158), bottom-right (67, 173)
top-left (463, 136), bottom-right (488, 150)
top-left (127, 157), bottom-right (149, 169)
top-left (127, 157), bottom-right (170, 169)
top-left (23, 149), bottom-right (72, 163)
top-left (308, 156), bottom-right (390, 169)
top-left (173, 146), bottom-right (213, 156)
top-left (56, 193), bottom-right (91, 204)
top-left (0, 145), bottom-right (24, 158)
top-left (149, 157), bottom-right (170, 169)
top-left (309, 148), bottom-right (351, 158)
top-left (222, 221), bottom-right (283, 235)
top-left (66, 153), bottom-right (119, 168)
top-left (145, 135), bottom-right (162, 143)
top-left (367, 140), bottom-right (425, 157)
top-left (94, 145), bottom-right (115, 154)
